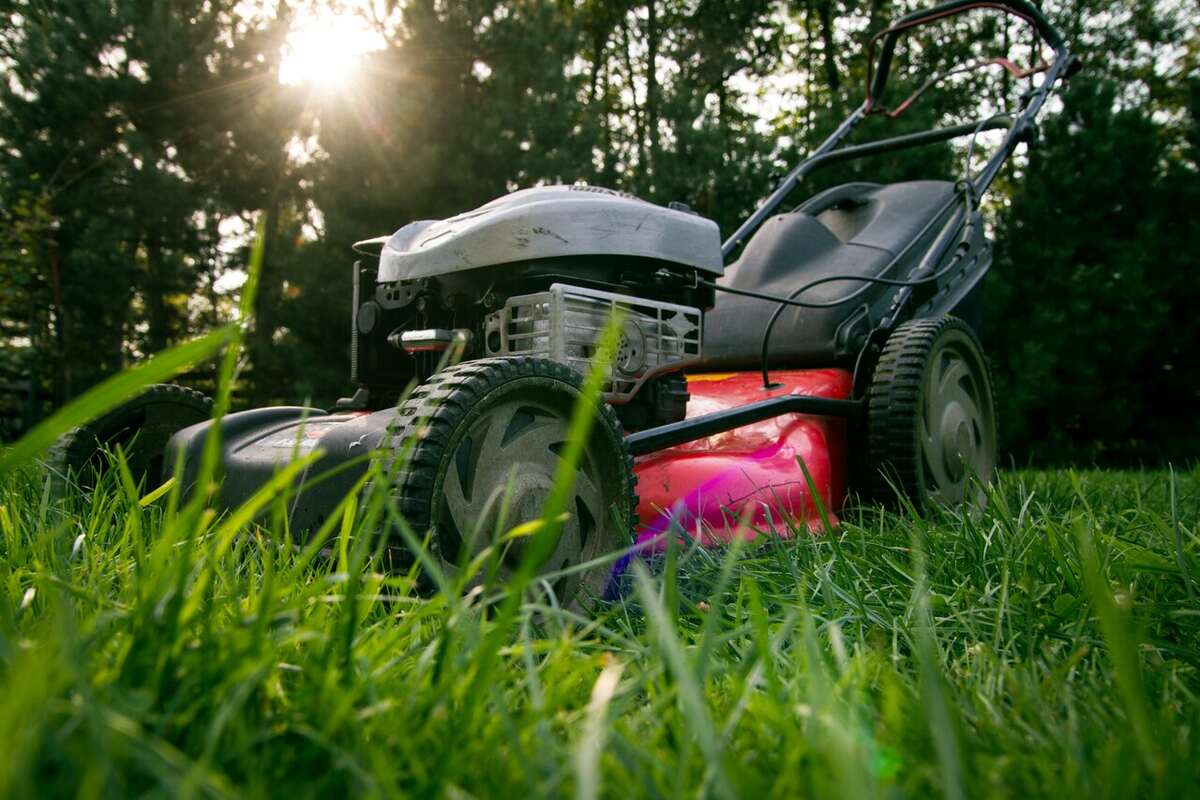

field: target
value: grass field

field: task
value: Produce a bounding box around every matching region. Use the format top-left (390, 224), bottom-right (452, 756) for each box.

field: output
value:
top-left (0, 317), bottom-right (1196, 798)
top-left (1, 459), bottom-right (1196, 798)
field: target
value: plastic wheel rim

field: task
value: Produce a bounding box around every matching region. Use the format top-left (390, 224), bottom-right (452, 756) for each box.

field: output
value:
top-left (434, 397), bottom-right (609, 597)
top-left (918, 333), bottom-right (996, 505)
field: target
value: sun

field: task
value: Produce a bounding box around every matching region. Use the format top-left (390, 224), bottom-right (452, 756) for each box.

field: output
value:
top-left (278, 10), bottom-right (385, 90)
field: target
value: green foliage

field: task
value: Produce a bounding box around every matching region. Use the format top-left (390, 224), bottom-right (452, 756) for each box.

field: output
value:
top-left (0, 0), bottom-right (274, 399)
top-left (989, 79), bottom-right (1200, 463)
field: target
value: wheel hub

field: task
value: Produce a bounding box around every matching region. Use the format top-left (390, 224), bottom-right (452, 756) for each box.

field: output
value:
top-left (939, 404), bottom-right (974, 480)
top-left (484, 471), bottom-right (554, 566)
top-left (437, 398), bottom-right (603, 581)
top-left (919, 340), bottom-right (996, 504)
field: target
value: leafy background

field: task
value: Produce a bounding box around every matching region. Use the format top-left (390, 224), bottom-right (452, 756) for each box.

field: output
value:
top-left (0, 0), bottom-right (1197, 465)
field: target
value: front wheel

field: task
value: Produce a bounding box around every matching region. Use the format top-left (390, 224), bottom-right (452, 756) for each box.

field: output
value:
top-left (388, 357), bottom-right (637, 607)
top-left (866, 316), bottom-right (997, 508)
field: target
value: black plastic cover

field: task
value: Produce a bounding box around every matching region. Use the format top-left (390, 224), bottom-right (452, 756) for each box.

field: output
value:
top-left (166, 406), bottom-right (399, 535)
top-left (702, 180), bottom-right (958, 369)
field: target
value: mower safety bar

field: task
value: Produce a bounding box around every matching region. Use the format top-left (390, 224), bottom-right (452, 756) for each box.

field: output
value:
top-left (868, 0), bottom-right (1070, 113)
top-left (625, 395), bottom-right (864, 457)
top-left (724, 1), bottom-right (1077, 260)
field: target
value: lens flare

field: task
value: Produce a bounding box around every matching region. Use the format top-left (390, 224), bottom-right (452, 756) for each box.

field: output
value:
top-left (278, 11), bottom-right (384, 89)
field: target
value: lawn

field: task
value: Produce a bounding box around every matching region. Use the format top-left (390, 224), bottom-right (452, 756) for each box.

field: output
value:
top-left (0, 461), bottom-right (1196, 799)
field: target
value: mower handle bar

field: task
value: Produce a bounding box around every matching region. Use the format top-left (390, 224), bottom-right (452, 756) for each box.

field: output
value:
top-left (722, 0), bottom-right (1076, 259)
top-left (868, 0), bottom-right (1068, 113)
top-left (721, 113), bottom-right (1017, 258)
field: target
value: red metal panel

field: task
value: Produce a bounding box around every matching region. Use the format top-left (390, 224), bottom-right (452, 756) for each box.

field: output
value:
top-left (633, 369), bottom-right (853, 546)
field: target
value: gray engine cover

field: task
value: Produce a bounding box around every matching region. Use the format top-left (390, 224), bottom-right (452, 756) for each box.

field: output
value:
top-left (378, 186), bottom-right (724, 282)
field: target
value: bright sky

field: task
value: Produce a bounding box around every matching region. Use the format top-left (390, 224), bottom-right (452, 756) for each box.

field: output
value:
top-left (277, 5), bottom-right (385, 89)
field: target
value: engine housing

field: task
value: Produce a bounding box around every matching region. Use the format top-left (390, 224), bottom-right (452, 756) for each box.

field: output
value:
top-left (349, 186), bottom-right (722, 428)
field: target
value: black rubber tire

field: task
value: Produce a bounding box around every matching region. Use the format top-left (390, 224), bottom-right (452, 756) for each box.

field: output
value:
top-left (385, 357), bottom-right (638, 606)
top-left (866, 316), bottom-right (996, 508)
top-left (46, 383), bottom-right (213, 495)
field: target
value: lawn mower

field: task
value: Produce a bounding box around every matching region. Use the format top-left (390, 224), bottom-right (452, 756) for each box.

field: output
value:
top-left (52, 0), bottom-right (1076, 602)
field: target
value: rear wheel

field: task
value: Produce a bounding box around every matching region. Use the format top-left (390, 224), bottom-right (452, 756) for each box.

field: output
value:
top-left (866, 316), bottom-right (996, 507)
top-left (389, 357), bottom-right (637, 607)
top-left (47, 383), bottom-right (212, 495)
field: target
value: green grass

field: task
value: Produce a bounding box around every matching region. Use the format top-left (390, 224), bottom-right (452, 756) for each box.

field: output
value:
top-left (1, 460), bottom-right (1197, 799)
top-left (1, 279), bottom-right (1196, 797)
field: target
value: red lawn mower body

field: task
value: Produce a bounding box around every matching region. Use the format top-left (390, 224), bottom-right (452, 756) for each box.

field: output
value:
top-left (633, 369), bottom-right (852, 546)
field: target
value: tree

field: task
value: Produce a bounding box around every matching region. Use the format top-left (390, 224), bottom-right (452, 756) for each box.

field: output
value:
top-left (989, 79), bottom-right (1200, 463)
top-left (0, 0), bottom-right (284, 402)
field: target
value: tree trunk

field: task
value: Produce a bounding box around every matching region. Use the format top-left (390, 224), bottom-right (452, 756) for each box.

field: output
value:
top-left (646, 0), bottom-right (660, 188)
top-left (816, 0), bottom-right (840, 99)
top-left (144, 237), bottom-right (170, 355)
top-left (249, 162), bottom-right (285, 404)
top-left (620, 18), bottom-right (646, 186)
top-left (590, 22), bottom-right (605, 103)
top-left (590, 18), bottom-right (613, 184)
top-left (866, 0), bottom-right (887, 43)
top-left (48, 246), bottom-right (69, 403)
top-left (247, 0), bottom-right (294, 404)
top-left (805, 1), bottom-right (816, 137)
top-left (600, 52), bottom-right (617, 186)
top-left (715, 80), bottom-right (728, 209)
top-left (816, 0), bottom-right (835, 98)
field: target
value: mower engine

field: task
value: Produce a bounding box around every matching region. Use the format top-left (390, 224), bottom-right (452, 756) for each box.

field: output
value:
top-left (350, 185), bottom-right (722, 428)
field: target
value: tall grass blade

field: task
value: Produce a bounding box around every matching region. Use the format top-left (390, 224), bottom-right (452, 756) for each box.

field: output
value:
top-left (631, 562), bottom-right (734, 799)
top-left (1073, 519), bottom-right (1160, 774)
top-left (574, 658), bottom-right (624, 800)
